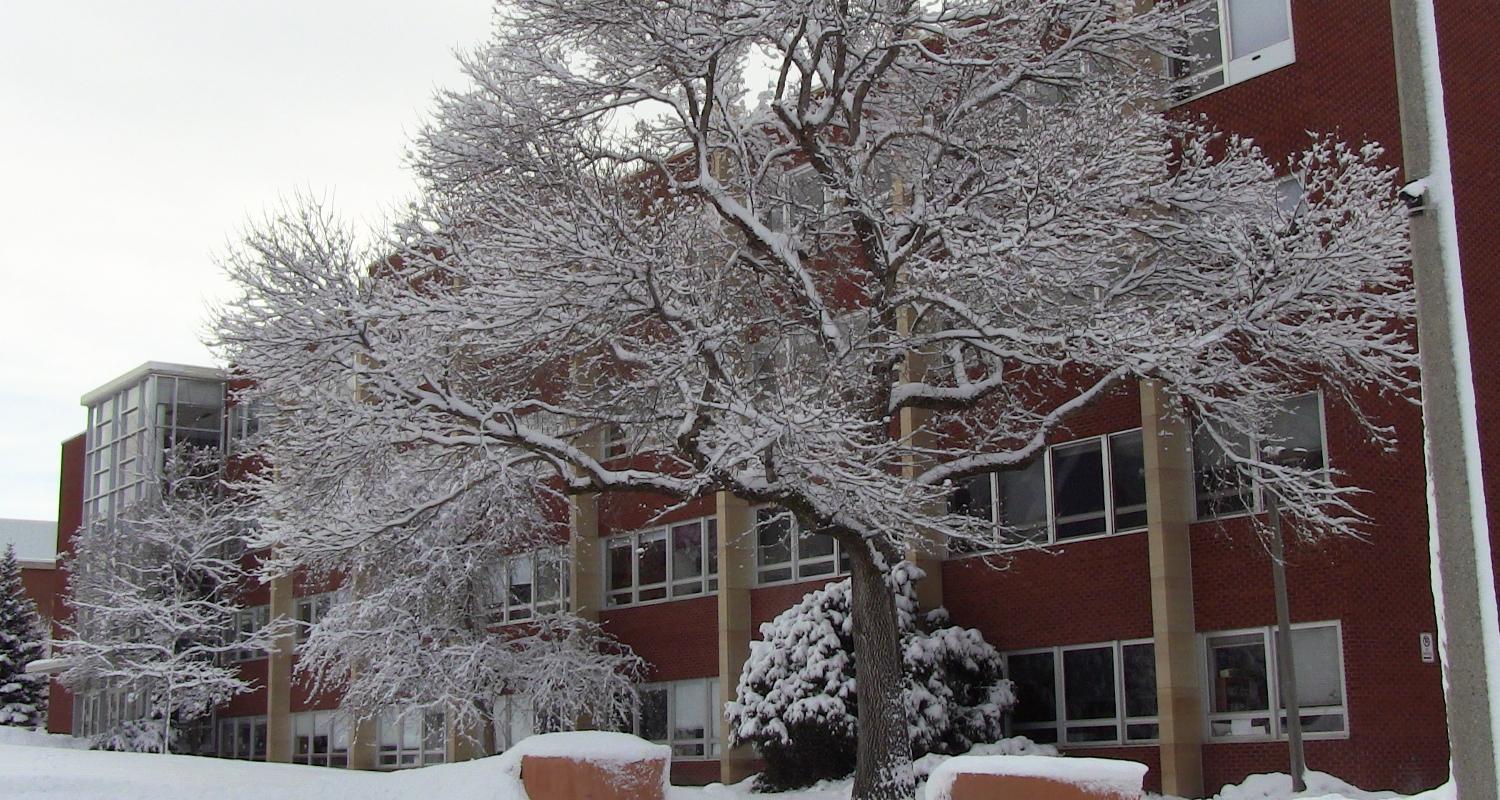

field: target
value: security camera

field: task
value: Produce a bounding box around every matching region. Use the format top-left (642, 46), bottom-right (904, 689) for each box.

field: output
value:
top-left (1399, 178), bottom-right (1428, 214)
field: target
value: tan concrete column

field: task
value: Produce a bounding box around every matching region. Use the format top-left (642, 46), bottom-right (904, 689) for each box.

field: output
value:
top-left (569, 490), bottom-right (603, 624)
top-left (898, 308), bottom-right (945, 612)
top-left (265, 573), bottom-right (294, 763)
top-left (1140, 380), bottom-right (1204, 798)
top-left (717, 491), bottom-right (757, 785)
top-left (447, 711), bottom-right (495, 762)
top-left (347, 714), bottom-right (378, 770)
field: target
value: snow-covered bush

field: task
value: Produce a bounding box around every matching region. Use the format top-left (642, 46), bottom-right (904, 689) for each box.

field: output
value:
top-left (726, 563), bottom-right (1013, 790)
top-left (0, 544), bottom-right (47, 728)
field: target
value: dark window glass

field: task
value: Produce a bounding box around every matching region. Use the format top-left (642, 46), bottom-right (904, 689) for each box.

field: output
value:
top-left (1193, 425), bottom-right (1254, 518)
top-left (637, 533), bottom-right (667, 592)
top-left (607, 539), bottom-right (633, 601)
top-left (998, 459), bottom-right (1048, 545)
top-left (798, 532), bottom-right (836, 577)
top-left (1064, 646), bottom-right (1118, 742)
top-left (672, 522), bottom-right (703, 595)
top-left (1267, 394), bottom-right (1324, 474)
top-left (1122, 642), bottom-right (1157, 719)
top-left (1053, 441), bottom-right (1108, 539)
top-left (757, 509), bottom-right (793, 582)
top-left (1007, 652), bottom-right (1057, 724)
top-left (1109, 431), bottom-right (1148, 531)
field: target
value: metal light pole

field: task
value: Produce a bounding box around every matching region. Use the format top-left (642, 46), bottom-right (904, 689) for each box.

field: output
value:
top-left (1266, 493), bottom-right (1306, 793)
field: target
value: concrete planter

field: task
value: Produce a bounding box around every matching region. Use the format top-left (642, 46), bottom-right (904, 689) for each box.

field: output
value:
top-left (520, 752), bottom-right (668, 800)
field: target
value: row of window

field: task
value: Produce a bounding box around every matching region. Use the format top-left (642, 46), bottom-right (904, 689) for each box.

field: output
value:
top-left (606, 517), bottom-right (719, 606)
top-left (1005, 621), bottom-right (1347, 746)
top-left (227, 605), bottom-right (270, 662)
top-left (487, 549), bottom-right (569, 623)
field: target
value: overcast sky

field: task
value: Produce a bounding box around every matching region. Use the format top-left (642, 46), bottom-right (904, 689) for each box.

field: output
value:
top-left (0, 1), bottom-right (494, 521)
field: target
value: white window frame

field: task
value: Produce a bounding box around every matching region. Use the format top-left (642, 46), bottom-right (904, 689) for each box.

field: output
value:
top-left (1191, 390), bottom-right (1329, 522)
top-left (290, 709), bottom-right (349, 767)
top-left (1172, 0), bottom-right (1296, 102)
top-left (1003, 638), bottom-right (1160, 748)
top-left (604, 516), bottom-right (718, 607)
top-left (1200, 620), bottom-right (1349, 742)
top-left (217, 714), bottom-right (268, 761)
top-left (753, 507), bottom-right (849, 586)
top-left (632, 678), bottom-right (722, 760)
top-left (294, 593), bottom-right (333, 643)
top-left (227, 605), bottom-right (271, 662)
top-left (950, 428), bottom-right (1149, 556)
top-left (488, 547), bottom-right (570, 622)
top-left (376, 708), bottom-right (448, 769)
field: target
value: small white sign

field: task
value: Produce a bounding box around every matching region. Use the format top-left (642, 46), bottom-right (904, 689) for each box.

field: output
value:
top-left (1420, 632), bottom-right (1437, 663)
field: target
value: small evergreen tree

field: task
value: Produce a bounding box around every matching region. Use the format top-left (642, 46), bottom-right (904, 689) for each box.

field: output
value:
top-left (726, 563), bottom-right (1013, 791)
top-left (0, 544), bottom-right (48, 728)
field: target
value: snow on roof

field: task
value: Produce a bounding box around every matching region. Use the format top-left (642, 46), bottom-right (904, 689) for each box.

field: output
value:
top-left (925, 754), bottom-right (1148, 800)
top-left (0, 518), bottom-right (57, 565)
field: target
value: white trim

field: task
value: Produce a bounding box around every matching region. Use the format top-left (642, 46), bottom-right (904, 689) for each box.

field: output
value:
top-left (1171, 0), bottom-right (1296, 104)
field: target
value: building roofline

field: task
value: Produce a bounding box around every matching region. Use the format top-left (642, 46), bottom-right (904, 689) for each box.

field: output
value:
top-left (80, 361), bottom-right (225, 407)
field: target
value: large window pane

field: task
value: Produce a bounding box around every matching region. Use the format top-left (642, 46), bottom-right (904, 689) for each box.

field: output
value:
top-left (1109, 432), bottom-right (1148, 531)
top-left (637, 532), bottom-right (668, 601)
top-left (673, 682), bottom-right (708, 756)
top-left (1279, 625), bottom-right (1342, 708)
top-left (508, 554), bottom-right (534, 618)
top-left (1063, 647), bottom-right (1118, 742)
top-left (1122, 642), bottom-right (1158, 719)
top-left (1052, 441), bottom-right (1108, 540)
top-left (757, 509), bottom-right (793, 582)
top-left (1226, 0), bottom-right (1290, 59)
top-left (1193, 425), bottom-right (1254, 518)
top-left (949, 473), bottom-right (994, 522)
top-left (1208, 633), bottom-right (1269, 713)
top-left (1267, 394), bottom-right (1324, 474)
top-left (998, 460), bottom-right (1048, 545)
top-left (672, 522), bottom-right (704, 596)
top-left (798, 532), bottom-right (836, 577)
top-left (607, 539), bottom-right (634, 605)
top-left (1007, 652), bottom-right (1057, 731)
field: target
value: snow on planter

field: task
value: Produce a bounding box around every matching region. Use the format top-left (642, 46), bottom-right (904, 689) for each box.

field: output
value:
top-left (508, 731), bottom-right (671, 800)
top-left (925, 754), bottom-right (1148, 800)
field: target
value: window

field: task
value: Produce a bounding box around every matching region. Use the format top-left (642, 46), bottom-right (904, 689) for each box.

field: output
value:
top-left (227, 605), bottom-right (270, 662)
top-left (295, 594), bottom-right (332, 643)
top-left (754, 508), bottom-right (848, 585)
top-left (1172, 0), bottom-right (1294, 99)
top-left (291, 710), bottom-right (349, 767)
top-left (605, 517), bottom-right (717, 606)
top-left (632, 678), bottom-right (721, 759)
top-left (950, 430), bottom-right (1148, 552)
top-left (771, 166), bottom-right (828, 231)
top-left (1005, 639), bottom-right (1158, 746)
top-left (377, 708), bottom-right (447, 769)
top-left (1193, 393), bottom-right (1326, 520)
top-left (487, 548), bottom-right (569, 622)
top-left (217, 715), bottom-right (268, 761)
top-left (1204, 621), bottom-right (1347, 740)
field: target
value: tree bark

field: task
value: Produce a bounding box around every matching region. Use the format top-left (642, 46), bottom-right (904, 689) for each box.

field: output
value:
top-left (846, 542), bottom-right (915, 800)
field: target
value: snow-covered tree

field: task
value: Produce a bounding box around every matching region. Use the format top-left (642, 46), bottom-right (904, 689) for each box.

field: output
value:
top-left (0, 544), bottom-right (47, 729)
top-left (727, 561), bottom-right (1011, 790)
top-left (270, 443), bottom-right (644, 736)
top-left (215, 1), bottom-right (1414, 795)
top-left (56, 446), bottom-right (275, 753)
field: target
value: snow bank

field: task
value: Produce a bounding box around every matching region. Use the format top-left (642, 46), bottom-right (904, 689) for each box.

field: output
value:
top-left (925, 753), bottom-right (1148, 800)
top-left (0, 726), bottom-right (91, 749)
top-left (912, 735), bottom-right (1059, 779)
top-left (1209, 771), bottom-right (1402, 800)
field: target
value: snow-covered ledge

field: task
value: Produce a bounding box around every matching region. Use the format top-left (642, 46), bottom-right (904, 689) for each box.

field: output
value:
top-left (23, 657), bottom-right (70, 675)
top-left (926, 754), bottom-right (1148, 800)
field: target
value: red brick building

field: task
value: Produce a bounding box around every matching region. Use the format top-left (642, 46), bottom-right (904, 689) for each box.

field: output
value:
top-left (43, 3), bottom-right (1497, 797)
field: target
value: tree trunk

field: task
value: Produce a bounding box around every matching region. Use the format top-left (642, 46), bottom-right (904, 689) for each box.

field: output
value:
top-left (846, 543), bottom-right (915, 800)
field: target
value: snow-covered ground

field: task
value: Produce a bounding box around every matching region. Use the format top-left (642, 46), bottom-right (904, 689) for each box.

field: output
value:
top-left (0, 729), bottom-right (1454, 800)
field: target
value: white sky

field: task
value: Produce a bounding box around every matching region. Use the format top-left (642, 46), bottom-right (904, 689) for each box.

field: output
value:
top-left (0, 1), bottom-right (495, 521)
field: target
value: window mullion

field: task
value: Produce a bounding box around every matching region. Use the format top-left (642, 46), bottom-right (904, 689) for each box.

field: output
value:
top-left (1101, 434), bottom-right (1117, 536)
top-left (1044, 449), bottom-right (1057, 545)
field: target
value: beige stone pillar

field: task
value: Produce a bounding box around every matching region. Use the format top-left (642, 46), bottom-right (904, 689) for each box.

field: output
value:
top-left (347, 715), bottom-right (379, 770)
top-left (569, 490), bottom-right (603, 624)
top-left (717, 491), bottom-right (758, 785)
top-left (265, 573), bottom-right (294, 763)
top-left (898, 307), bottom-right (945, 612)
top-left (1140, 380), bottom-right (1204, 798)
top-left (448, 712), bottom-right (495, 763)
